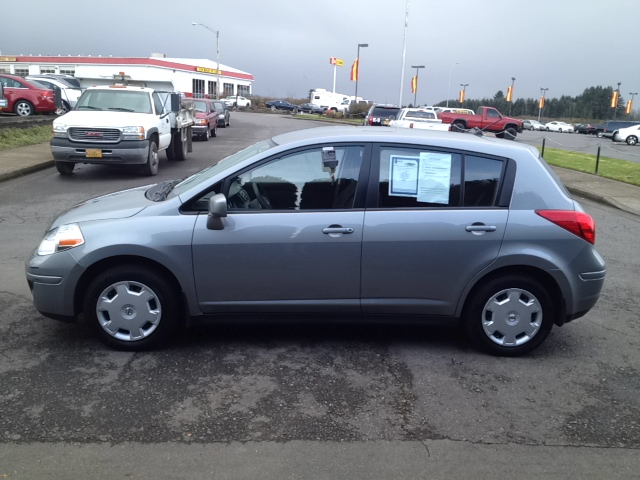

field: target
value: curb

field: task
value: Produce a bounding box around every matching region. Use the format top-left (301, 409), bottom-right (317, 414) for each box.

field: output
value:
top-left (0, 159), bottom-right (54, 182)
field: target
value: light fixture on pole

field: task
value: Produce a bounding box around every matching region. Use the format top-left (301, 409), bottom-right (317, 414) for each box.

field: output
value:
top-left (410, 65), bottom-right (425, 106)
top-left (537, 86), bottom-right (548, 122)
top-left (613, 82), bottom-right (622, 120)
top-left (459, 83), bottom-right (468, 104)
top-left (446, 62), bottom-right (459, 107)
top-left (353, 43), bottom-right (368, 105)
top-left (192, 22), bottom-right (221, 99)
top-left (508, 77), bottom-right (516, 115)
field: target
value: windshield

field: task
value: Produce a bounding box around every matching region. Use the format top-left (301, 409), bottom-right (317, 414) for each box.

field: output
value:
top-left (193, 100), bottom-right (208, 112)
top-left (169, 139), bottom-right (277, 198)
top-left (76, 90), bottom-right (152, 113)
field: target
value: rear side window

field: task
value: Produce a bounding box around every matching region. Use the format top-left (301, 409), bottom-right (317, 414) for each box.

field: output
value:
top-left (372, 107), bottom-right (400, 118)
top-left (376, 147), bottom-right (504, 208)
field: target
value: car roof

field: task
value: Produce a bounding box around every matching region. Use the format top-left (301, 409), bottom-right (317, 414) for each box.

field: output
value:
top-left (271, 126), bottom-right (540, 158)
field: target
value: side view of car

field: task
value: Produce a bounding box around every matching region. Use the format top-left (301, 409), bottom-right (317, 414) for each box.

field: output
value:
top-left (545, 121), bottom-right (574, 133)
top-left (574, 124), bottom-right (596, 135)
top-left (593, 120), bottom-right (640, 139)
top-left (612, 124), bottom-right (640, 145)
top-left (266, 99), bottom-right (299, 113)
top-left (211, 100), bottom-right (230, 127)
top-left (298, 102), bottom-right (326, 114)
top-left (191, 98), bottom-right (218, 141)
top-left (0, 73), bottom-right (57, 116)
top-left (223, 95), bottom-right (251, 108)
top-left (27, 127), bottom-right (605, 357)
top-left (522, 119), bottom-right (545, 131)
top-left (25, 75), bottom-right (84, 113)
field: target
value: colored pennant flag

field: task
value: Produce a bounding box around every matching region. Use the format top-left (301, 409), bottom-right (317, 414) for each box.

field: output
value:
top-left (626, 99), bottom-right (633, 114)
top-left (539, 96), bottom-right (545, 109)
top-left (611, 90), bottom-right (619, 108)
top-left (410, 75), bottom-right (418, 94)
top-left (459, 89), bottom-right (465, 103)
top-left (506, 85), bottom-right (513, 102)
top-left (350, 58), bottom-right (359, 81)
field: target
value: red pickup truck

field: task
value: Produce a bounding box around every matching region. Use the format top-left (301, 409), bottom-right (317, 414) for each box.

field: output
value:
top-left (437, 106), bottom-right (523, 140)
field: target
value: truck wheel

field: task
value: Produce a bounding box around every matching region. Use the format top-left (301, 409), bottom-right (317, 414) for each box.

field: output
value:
top-left (175, 132), bottom-right (188, 161)
top-left (203, 128), bottom-right (210, 141)
top-left (211, 123), bottom-right (217, 137)
top-left (141, 140), bottom-right (159, 176)
top-left (451, 121), bottom-right (465, 132)
top-left (504, 128), bottom-right (517, 140)
top-left (55, 161), bottom-right (75, 175)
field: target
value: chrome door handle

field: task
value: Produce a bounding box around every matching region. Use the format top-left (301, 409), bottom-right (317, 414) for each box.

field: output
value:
top-left (323, 227), bottom-right (354, 234)
top-left (465, 224), bottom-right (497, 232)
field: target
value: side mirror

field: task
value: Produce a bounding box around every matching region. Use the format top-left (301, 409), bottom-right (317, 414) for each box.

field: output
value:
top-left (207, 193), bottom-right (228, 230)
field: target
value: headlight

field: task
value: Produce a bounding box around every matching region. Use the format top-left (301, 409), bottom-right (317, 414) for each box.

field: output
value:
top-left (195, 119), bottom-right (207, 125)
top-left (37, 224), bottom-right (85, 256)
top-left (122, 126), bottom-right (145, 140)
top-left (52, 123), bottom-right (68, 138)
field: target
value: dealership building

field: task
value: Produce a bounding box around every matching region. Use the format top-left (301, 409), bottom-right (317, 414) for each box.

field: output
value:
top-left (0, 53), bottom-right (254, 98)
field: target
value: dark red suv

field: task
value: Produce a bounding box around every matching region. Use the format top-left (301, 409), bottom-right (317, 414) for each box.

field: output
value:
top-left (0, 73), bottom-right (57, 116)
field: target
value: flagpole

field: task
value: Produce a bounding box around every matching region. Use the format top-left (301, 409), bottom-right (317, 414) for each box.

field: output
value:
top-left (398, 0), bottom-right (409, 107)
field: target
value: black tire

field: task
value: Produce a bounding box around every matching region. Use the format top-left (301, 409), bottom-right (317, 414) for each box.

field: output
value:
top-left (83, 265), bottom-right (182, 351)
top-left (464, 274), bottom-right (554, 357)
top-left (504, 127), bottom-right (517, 140)
top-left (203, 127), bottom-right (210, 142)
top-left (15, 100), bottom-right (35, 116)
top-left (626, 136), bottom-right (637, 146)
top-left (175, 132), bottom-right (188, 161)
top-left (141, 139), bottom-right (159, 176)
top-left (55, 161), bottom-right (75, 175)
top-left (61, 101), bottom-right (71, 113)
top-left (451, 121), bottom-right (465, 132)
top-left (166, 140), bottom-right (176, 161)
top-left (211, 124), bottom-right (217, 137)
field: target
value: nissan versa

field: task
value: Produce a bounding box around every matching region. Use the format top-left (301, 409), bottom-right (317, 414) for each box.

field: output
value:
top-left (26, 126), bottom-right (606, 356)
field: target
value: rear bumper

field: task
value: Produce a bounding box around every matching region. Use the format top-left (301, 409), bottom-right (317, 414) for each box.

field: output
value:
top-left (50, 137), bottom-right (149, 164)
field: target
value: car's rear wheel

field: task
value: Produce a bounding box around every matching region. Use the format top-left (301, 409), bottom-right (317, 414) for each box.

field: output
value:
top-left (464, 274), bottom-right (554, 356)
top-left (451, 121), bottom-right (465, 132)
top-left (55, 161), bottom-right (75, 175)
top-left (15, 100), bottom-right (35, 116)
top-left (83, 265), bottom-right (182, 351)
top-left (626, 136), bottom-right (638, 146)
top-left (504, 127), bottom-right (517, 140)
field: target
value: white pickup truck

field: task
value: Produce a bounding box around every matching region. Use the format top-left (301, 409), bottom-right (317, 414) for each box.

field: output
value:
top-left (50, 84), bottom-right (196, 176)
top-left (389, 108), bottom-right (450, 131)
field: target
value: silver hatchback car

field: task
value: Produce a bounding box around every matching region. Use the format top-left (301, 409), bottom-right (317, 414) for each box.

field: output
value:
top-left (26, 127), bottom-right (606, 356)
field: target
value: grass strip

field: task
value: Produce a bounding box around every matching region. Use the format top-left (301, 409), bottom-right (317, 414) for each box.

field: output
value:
top-left (0, 125), bottom-right (51, 150)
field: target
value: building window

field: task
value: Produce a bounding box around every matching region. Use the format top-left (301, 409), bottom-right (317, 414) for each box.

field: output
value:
top-left (192, 79), bottom-right (205, 98)
top-left (59, 68), bottom-right (75, 76)
top-left (14, 68), bottom-right (29, 77)
top-left (238, 85), bottom-right (251, 96)
top-left (39, 67), bottom-right (56, 74)
top-left (0, 67), bottom-right (9, 74)
top-left (223, 83), bottom-right (234, 96)
top-left (207, 81), bottom-right (217, 98)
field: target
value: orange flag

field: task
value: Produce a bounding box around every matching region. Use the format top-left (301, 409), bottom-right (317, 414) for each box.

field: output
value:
top-left (350, 58), bottom-right (359, 81)
top-left (410, 76), bottom-right (417, 94)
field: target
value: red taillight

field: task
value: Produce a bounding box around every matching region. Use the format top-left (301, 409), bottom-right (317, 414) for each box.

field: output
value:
top-left (368, 117), bottom-right (373, 125)
top-left (536, 210), bottom-right (596, 244)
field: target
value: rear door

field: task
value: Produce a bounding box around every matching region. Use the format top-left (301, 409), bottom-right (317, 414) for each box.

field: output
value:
top-left (361, 143), bottom-right (510, 316)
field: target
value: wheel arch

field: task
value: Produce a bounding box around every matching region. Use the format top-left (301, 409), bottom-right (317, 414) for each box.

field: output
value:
top-left (458, 265), bottom-right (566, 326)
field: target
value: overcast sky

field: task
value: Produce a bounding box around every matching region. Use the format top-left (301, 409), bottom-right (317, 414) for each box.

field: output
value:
top-left (2, 0), bottom-right (638, 106)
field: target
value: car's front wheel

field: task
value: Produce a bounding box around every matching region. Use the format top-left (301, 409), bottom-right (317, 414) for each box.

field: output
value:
top-left (55, 161), bottom-right (75, 175)
top-left (464, 274), bottom-right (554, 356)
top-left (83, 265), bottom-right (182, 351)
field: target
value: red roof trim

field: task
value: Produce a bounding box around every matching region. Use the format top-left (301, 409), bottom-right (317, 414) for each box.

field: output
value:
top-left (5, 56), bottom-right (254, 81)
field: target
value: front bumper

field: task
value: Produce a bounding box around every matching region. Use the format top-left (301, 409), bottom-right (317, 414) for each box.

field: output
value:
top-left (50, 137), bottom-right (149, 164)
top-left (192, 124), bottom-right (210, 136)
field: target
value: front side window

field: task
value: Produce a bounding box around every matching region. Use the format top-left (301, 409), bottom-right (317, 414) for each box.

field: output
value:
top-left (376, 147), bottom-right (503, 208)
top-left (227, 145), bottom-right (364, 211)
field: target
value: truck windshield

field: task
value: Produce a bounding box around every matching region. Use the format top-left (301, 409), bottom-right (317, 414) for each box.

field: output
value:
top-left (75, 90), bottom-right (152, 113)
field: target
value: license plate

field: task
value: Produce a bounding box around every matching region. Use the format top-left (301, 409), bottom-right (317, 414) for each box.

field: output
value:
top-left (86, 149), bottom-right (102, 158)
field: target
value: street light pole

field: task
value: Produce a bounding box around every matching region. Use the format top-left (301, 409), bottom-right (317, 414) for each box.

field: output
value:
top-left (446, 62), bottom-right (459, 108)
top-left (613, 82), bottom-right (621, 120)
top-left (508, 77), bottom-right (516, 116)
top-left (411, 65), bottom-right (425, 107)
top-left (192, 22), bottom-right (220, 99)
top-left (538, 87), bottom-right (548, 123)
top-left (459, 83), bottom-right (469, 104)
top-left (354, 43), bottom-right (368, 105)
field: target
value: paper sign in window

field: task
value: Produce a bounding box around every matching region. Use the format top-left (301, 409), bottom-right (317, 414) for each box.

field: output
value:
top-left (417, 152), bottom-right (452, 204)
top-left (389, 156), bottom-right (419, 197)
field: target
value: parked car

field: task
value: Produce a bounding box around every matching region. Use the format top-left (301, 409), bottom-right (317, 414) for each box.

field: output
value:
top-left (0, 73), bottom-right (57, 116)
top-left (545, 121), bottom-right (574, 133)
top-left (211, 100), bottom-right (230, 127)
top-left (266, 100), bottom-right (299, 112)
top-left (574, 123), bottom-right (596, 135)
top-left (593, 120), bottom-right (640, 138)
top-left (363, 104), bottom-right (401, 126)
top-left (612, 124), bottom-right (640, 145)
top-left (223, 95), bottom-right (251, 108)
top-left (26, 75), bottom-right (83, 112)
top-left (26, 126), bottom-right (605, 357)
top-left (298, 102), bottom-right (326, 114)
top-left (522, 119), bottom-right (545, 131)
top-left (191, 98), bottom-right (218, 140)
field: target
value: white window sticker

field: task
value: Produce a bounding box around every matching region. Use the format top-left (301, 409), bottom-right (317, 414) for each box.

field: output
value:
top-left (389, 156), bottom-right (419, 197)
top-left (417, 152), bottom-right (452, 204)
